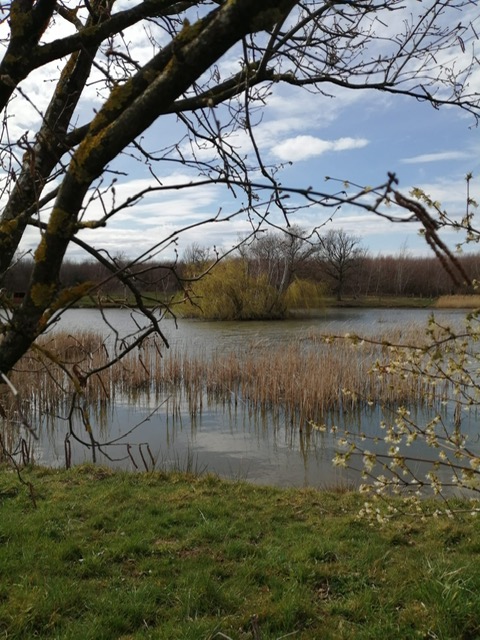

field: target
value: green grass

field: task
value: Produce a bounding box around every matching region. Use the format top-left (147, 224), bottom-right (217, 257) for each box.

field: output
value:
top-left (1, 466), bottom-right (480, 639)
top-left (74, 292), bottom-right (174, 309)
top-left (324, 296), bottom-right (435, 309)
top-left (73, 294), bottom-right (436, 311)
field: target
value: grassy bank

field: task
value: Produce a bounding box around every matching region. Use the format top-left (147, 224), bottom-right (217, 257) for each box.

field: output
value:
top-left (324, 296), bottom-right (435, 308)
top-left (59, 293), bottom-right (480, 311)
top-left (1, 467), bottom-right (480, 639)
top-left (73, 294), bottom-right (437, 310)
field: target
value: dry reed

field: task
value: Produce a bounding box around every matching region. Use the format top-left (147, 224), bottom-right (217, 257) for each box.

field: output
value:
top-left (1, 324), bottom-right (454, 433)
top-left (435, 295), bottom-right (480, 309)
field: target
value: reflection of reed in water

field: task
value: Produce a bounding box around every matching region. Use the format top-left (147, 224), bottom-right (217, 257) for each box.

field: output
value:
top-left (2, 325), bottom-right (453, 441)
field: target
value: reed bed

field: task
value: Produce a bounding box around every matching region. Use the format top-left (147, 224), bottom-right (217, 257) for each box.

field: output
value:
top-left (435, 295), bottom-right (480, 308)
top-left (141, 337), bottom-right (441, 426)
top-left (1, 324), bottom-right (455, 433)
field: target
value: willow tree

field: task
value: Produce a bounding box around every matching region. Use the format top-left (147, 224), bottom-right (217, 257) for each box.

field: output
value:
top-left (0, 0), bottom-right (478, 381)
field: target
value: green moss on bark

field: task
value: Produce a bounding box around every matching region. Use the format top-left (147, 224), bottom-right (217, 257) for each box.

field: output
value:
top-left (30, 283), bottom-right (56, 308)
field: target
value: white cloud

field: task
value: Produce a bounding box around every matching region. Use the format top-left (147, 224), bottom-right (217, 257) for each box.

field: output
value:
top-left (401, 151), bottom-right (470, 164)
top-left (267, 83), bottom-right (373, 124)
top-left (272, 135), bottom-right (369, 162)
top-left (68, 172), bottom-right (249, 259)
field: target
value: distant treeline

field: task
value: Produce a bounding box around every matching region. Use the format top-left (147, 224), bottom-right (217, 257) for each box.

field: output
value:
top-left (4, 251), bottom-right (479, 301)
top-left (3, 257), bottom-right (180, 299)
top-left (340, 254), bottom-right (479, 298)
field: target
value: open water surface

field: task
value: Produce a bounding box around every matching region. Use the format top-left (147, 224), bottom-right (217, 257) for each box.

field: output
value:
top-left (27, 307), bottom-right (480, 488)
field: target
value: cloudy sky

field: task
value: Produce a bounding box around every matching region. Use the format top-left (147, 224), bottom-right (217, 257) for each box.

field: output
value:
top-left (82, 80), bottom-right (479, 262)
top-left (3, 1), bottom-right (480, 262)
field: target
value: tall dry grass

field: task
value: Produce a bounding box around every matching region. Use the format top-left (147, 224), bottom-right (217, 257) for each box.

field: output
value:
top-left (435, 295), bottom-right (480, 308)
top-left (139, 331), bottom-right (441, 427)
top-left (1, 324), bottom-right (451, 432)
top-left (0, 328), bottom-right (448, 432)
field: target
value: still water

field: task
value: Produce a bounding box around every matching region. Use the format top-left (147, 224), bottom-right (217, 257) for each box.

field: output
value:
top-left (33, 306), bottom-right (474, 488)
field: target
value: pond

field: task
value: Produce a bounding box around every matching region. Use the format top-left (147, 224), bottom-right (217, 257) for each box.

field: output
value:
top-left (19, 307), bottom-right (480, 489)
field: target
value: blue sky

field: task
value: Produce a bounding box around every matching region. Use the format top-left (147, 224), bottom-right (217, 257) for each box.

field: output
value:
top-left (79, 83), bottom-right (478, 262)
top-left (267, 88), bottom-right (480, 255)
top-left (3, 2), bottom-right (480, 262)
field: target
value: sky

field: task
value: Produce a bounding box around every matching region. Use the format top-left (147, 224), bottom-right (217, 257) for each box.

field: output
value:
top-left (2, 1), bottom-right (480, 263)
top-left (92, 88), bottom-right (480, 262)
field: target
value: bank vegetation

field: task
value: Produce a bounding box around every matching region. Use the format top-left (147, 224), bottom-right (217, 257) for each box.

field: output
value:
top-left (0, 322), bottom-right (456, 452)
top-left (1, 466), bottom-right (479, 640)
top-left (5, 230), bottom-right (480, 320)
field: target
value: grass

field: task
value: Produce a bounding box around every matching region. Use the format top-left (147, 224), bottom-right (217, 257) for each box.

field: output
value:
top-left (72, 294), bottom-right (437, 310)
top-left (324, 296), bottom-right (435, 309)
top-left (74, 292), bottom-right (175, 309)
top-left (1, 466), bottom-right (480, 639)
top-left (65, 293), bottom-right (480, 311)
top-left (434, 295), bottom-right (480, 309)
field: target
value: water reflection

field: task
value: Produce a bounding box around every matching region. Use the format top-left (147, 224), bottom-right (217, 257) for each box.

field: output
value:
top-left (54, 306), bottom-right (468, 349)
top-left (35, 394), bottom-right (366, 488)
top-left (10, 307), bottom-right (479, 489)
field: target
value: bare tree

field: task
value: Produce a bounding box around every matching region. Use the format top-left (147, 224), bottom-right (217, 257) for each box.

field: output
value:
top-left (239, 226), bottom-right (319, 294)
top-left (0, 1), bottom-right (477, 385)
top-left (317, 229), bottom-right (367, 300)
top-left (182, 242), bottom-right (213, 276)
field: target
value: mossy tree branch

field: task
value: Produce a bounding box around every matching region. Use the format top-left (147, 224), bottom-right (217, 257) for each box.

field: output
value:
top-left (0, 0), bottom-right (478, 378)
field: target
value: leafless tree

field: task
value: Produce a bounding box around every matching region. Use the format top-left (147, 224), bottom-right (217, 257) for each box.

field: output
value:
top-left (0, 1), bottom-right (478, 439)
top-left (238, 226), bottom-right (320, 294)
top-left (182, 242), bottom-right (213, 275)
top-left (317, 229), bottom-right (367, 300)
